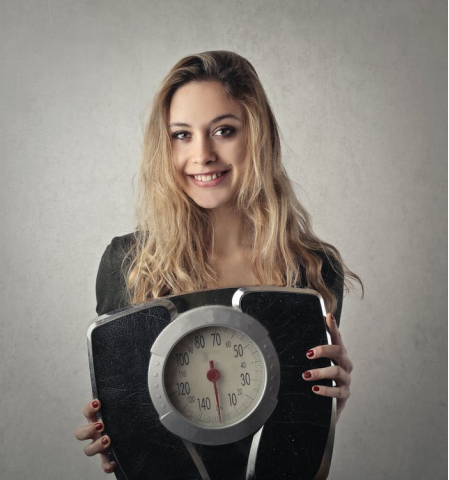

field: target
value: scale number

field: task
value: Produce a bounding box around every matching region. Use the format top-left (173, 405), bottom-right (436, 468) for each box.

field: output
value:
top-left (197, 397), bottom-right (211, 411)
top-left (228, 393), bottom-right (238, 406)
top-left (176, 382), bottom-right (191, 395)
top-left (211, 332), bottom-right (221, 346)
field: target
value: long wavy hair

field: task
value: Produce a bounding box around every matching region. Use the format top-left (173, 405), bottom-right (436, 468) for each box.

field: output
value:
top-left (126, 50), bottom-right (362, 312)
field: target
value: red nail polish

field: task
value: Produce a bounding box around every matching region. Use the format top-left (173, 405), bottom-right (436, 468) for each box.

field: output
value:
top-left (94, 422), bottom-right (103, 431)
top-left (306, 349), bottom-right (314, 358)
top-left (92, 400), bottom-right (99, 408)
top-left (101, 436), bottom-right (109, 445)
top-left (303, 371), bottom-right (312, 379)
top-left (312, 386), bottom-right (320, 392)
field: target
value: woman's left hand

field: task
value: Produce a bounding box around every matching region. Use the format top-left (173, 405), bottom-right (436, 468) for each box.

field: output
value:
top-left (302, 313), bottom-right (353, 421)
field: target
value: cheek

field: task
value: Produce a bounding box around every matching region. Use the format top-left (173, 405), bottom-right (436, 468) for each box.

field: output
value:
top-left (172, 153), bottom-right (185, 177)
top-left (168, 152), bottom-right (187, 189)
top-left (233, 139), bottom-right (247, 164)
top-left (174, 168), bottom-right (187, 188)
top-left (234, 145), bottom-right (247, 168)
top-left (222, 141), bottom-right (245, 167)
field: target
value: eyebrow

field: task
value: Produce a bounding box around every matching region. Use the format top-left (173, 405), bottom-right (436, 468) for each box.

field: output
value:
top-left (169, 114), bottom-right (242, 128)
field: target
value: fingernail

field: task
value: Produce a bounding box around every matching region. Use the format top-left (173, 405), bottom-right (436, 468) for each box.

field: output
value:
top-left (92, 400), bottom-right (99, 408)
top-left (104, 466), bottom-right (113, 474)
top-left (303, 371), bottom-right (312, 379)
top-left (101, 436), bottom-right (109, 445)
top-left (312, 386), bottom-right (320, 392)
top-left (331, 314), bottom-right (336, 322)
top-left (94, 422), bottom-right (103, 431)
top-left (306, 349), bottom-right (314, 358)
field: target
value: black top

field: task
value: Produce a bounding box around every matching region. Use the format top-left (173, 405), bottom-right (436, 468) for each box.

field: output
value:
top-left (95, 233), bottom-right (344, 323)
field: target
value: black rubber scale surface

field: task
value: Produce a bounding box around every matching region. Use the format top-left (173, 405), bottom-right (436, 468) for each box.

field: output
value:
top-left (89, 288), bottom-right (333, 480)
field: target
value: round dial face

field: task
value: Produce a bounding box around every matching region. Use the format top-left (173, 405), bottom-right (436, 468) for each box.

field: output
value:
top-left (165, 325), bottom-right (266, 428)
top-left (149, 305), bottom-right (280, 445)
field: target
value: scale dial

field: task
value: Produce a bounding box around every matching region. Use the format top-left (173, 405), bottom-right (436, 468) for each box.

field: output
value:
top-left (148, 305), bottom-right (280, 445)
top-left (165, 325), bottom-right (265, 427)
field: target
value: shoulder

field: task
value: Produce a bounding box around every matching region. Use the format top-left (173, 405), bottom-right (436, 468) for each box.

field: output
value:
top-left (95, 233), bottom-right (136, 316)
top-left (107, 232), bottom-right (136, 253)
top-left (97, 233), bottom-right (136, 281)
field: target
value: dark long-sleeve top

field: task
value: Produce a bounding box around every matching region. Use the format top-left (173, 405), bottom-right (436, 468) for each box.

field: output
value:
top-left (95, 233), bottom-right (344, 324)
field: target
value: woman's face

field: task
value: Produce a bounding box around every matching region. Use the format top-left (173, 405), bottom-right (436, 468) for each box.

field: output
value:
top-left (169, 81), bottom-right (246, 211)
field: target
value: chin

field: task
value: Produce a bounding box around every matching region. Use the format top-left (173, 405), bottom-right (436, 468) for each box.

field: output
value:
top-left (189, 195), bottom-right (232, 211)
top-left (196, 201), bottom-right (228, 210)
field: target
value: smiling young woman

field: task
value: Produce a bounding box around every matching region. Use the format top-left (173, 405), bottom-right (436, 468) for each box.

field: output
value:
top-left (75, 51), bottom-right (363, 475)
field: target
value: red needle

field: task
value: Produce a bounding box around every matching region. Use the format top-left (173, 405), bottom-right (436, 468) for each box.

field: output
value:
top-left (207, 360), bottom-right (222, 423)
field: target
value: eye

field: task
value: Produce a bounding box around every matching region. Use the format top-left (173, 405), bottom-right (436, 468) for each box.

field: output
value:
top-left (171, 131), bottom-right (190, 140)
top-left (214, 126), bottom-right (236, 137)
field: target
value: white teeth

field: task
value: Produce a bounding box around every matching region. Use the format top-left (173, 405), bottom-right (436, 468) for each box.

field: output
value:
top-left (193, 172), bottom-right (224, 182)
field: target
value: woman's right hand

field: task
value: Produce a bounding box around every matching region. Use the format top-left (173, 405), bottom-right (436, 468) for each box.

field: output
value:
top-left (74, 399), bottom-right (116, 474)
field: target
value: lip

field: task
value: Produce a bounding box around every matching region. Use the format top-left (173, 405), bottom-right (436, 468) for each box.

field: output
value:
top-left (186, 169), bottom-right (230, 176)
top-left (187, 169), bottom-right (230, 188)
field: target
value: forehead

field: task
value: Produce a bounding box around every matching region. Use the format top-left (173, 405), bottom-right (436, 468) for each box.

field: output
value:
top-left (169, 81), bottom-right (242, 123)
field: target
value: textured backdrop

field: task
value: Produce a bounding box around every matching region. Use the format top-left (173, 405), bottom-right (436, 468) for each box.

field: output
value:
top-left (0, 1), bottom-right (446, 479)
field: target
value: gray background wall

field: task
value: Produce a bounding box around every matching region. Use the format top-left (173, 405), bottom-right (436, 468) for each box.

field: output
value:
top-left (0, 0), bottom-right (446, 479)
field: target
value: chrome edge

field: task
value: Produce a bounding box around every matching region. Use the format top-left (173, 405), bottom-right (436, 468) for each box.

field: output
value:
top-left (246, 425), bottom-right (264, 479)
top-left (181, 440), bottom-right (211, 480)
top-left (312, 397), bottom-right (336, 480)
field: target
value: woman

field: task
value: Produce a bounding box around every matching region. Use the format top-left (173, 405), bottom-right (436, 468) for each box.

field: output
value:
top-left (75, 50), bottom-right (362, 474)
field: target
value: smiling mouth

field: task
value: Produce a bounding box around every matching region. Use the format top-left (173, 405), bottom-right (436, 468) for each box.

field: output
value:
top-left (189, 170), bottom-right (230, 183)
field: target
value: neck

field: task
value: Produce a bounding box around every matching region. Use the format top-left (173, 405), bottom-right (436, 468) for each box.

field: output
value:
top-left (211, 206), bottom-right (246, 256)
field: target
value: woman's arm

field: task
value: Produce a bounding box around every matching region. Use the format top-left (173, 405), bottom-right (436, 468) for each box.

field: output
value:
top-left (302, 312), bottom-right (353, 421)
top-left (75, 235), bottom-right (133, 473)
top-left (74, 399), bottom-right (115, 474)
top-left (302, 254), bottom-right (352, 420)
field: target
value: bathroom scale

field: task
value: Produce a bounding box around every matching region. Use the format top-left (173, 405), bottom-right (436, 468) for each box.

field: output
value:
top-left (87, 287), bottom-right (336, 479)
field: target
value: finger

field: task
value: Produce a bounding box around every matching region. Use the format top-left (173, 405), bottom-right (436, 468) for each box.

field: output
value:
top-left (306, 344), bottom-right (352, 372)
top-left (83, 399), bottom-right (101, 423)
top-left (101, 455), bottom-right (116, 474)
top-left (311, 384), bottom-right (350, 400)
top-left (325, 313), bottom-right (343, 346)
top-left (302, 365), bottom-right (351, 386)
top-left (83, 435), bottom-right (111, 457)
top-left (74, 421), bottom-right (104, 441)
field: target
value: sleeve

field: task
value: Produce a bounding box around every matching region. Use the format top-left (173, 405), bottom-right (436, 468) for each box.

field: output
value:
top-left (320, 255), bottom-right (344, 327)
top-left (95, 234), bottom-right (134, 316)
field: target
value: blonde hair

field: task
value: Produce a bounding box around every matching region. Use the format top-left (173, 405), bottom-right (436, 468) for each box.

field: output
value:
top-left (126, 50), bottom-right (362, 312)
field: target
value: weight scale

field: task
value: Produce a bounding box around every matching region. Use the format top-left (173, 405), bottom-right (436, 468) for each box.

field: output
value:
top-left (87, 287), bottom-right (336, 479)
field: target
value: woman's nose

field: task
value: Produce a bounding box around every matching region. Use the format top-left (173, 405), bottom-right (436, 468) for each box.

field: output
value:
top-left (193, 136), bottom-right (217, 164)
